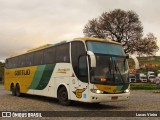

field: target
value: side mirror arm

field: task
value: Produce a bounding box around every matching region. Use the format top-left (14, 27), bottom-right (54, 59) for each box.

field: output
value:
top-left (87, 51), bottom-right (96, 68)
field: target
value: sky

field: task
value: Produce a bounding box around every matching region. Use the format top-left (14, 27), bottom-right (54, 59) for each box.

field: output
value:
top-left (0, 0), bottom-right (160, 60)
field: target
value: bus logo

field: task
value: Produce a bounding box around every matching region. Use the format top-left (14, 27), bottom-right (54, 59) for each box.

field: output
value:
top-left (73, 89), bottom-right (85, 98)
top-left (15, 69), bottom-right (30, 76)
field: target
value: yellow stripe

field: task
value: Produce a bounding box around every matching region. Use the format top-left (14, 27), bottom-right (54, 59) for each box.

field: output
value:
top-left (95, 84), bottom-right (123, 93)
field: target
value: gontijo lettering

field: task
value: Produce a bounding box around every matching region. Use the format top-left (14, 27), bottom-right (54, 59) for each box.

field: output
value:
top-left (15, 69), bottom-right (30, 76)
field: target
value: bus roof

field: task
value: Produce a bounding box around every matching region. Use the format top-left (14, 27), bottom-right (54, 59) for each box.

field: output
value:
top-left (73, 37), bottom-right (121, 45)
top-left (27, 44), bottom-right (53, 52)
top-left (7, 37), bottom-right (121, 59)
top-left (8, 41), bottom-right (67, 58)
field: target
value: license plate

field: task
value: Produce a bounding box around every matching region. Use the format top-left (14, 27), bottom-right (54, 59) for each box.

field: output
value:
top-left (111, 96), bottom-right (118, 100)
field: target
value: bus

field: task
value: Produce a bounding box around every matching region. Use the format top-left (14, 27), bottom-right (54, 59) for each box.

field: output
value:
top-left (4, 38), bottom-right (130, 105)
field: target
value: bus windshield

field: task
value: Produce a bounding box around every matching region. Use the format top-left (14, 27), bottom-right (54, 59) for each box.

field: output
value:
top-left (86, 41), bottom-right (129, 85)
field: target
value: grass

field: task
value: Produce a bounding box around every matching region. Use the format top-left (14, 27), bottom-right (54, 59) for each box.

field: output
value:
top-left (130, 83), bottom-right (160, 90)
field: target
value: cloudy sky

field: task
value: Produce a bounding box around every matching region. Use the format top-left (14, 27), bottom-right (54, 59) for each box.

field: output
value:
top-left (0, 0), bottom-right (160, 60)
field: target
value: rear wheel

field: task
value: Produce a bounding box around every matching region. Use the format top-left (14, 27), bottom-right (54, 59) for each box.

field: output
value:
top-left (58, 87), bottom-right (70, 106)
top-left (15, 84), bottom-right (21, 97)
top-left (11, 84), bottom-right (16, 96)
top-left (91, 102), bottom-right (100, 105)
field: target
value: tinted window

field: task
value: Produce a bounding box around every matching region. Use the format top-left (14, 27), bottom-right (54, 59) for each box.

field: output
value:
top-left (26, 53), bottom-right (33, 66)
top-left (5, 59), bottom-right (9, 68)
top-left (79, 56), bottom-right (88, 76)
top-left (71, 41), bottom-right (88, 83)
top-left (14, 57), bottom-right (18, 68)
top-left (56, 44), bottom-right (69, 63)
top-left (44, 47), bottom-right (56, 64)
top-left (9, 58), bottom-right (13, 68)
top-left (6, 43), bottom-right (70, 68)
top-left (15, 56), bottom-right (19, 67)
top-left (33, 50), bottom-right (44, 65)
top-left (87, 41), bottom-right (125, 56)
top-left (6, 59), bottom-right (10, 68)
top-left (20, 55), bottom-right (26, 67)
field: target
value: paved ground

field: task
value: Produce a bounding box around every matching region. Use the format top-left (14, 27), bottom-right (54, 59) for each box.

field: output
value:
top-left (0, 84), bottom-right (159, 120)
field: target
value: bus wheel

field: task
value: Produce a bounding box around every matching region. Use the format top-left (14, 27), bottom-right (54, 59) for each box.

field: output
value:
top-left (15, 84), bottom-right (21, 97)
top-left (91, 102), bottom-right (100, 105)
top-left (10, 84), bottom-right (16, 96)
top-left (58, 87), bottom-right (70, 106)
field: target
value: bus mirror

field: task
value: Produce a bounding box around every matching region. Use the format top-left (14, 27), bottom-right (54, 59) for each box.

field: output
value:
top-left (87, 51), bottom-right (96, 68)
top-left (129, 54), bottom-right (139, 69)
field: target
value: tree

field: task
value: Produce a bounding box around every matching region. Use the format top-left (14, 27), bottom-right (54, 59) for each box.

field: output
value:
top-left (136, 33), bottom-right (159, 56)
top-left (83, 9), bottom-right (159, 55)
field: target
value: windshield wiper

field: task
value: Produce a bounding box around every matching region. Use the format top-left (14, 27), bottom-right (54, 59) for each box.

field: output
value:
top-left (109, 57), bottom-right (115, 83)
top-left (113, 60), bottom-right (125, 84)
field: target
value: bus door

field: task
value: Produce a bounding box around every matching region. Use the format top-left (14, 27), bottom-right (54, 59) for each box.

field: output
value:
top-left (71, 41), bottom-right (89, 100)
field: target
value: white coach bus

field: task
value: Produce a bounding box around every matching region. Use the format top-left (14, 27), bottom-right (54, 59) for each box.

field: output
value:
top-left (4, 38), bottom-right (130, 105)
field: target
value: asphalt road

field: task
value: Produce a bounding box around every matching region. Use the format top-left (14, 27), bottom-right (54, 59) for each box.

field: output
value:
top-left (0, 84), bottom-right (159, 120)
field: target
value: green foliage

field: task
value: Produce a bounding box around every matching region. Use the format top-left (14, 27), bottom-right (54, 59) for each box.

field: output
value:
top-left (130, 84), bottom-right (159, 90)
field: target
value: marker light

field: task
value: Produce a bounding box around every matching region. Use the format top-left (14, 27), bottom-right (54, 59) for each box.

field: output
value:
top-left (100, 78), bottom-right (107, 82)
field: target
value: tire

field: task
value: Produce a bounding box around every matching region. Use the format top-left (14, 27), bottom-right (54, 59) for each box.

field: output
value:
top-left (58, 87), bottom-right (70, 106)
top-left (11, 84), bottom-right (16, 96)
top-left (91, 102), bottom-right (100, 105)
top-left (15, 84), bottom-right (21, 97)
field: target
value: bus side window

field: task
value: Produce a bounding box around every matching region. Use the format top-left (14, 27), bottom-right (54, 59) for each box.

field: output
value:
top-left (78, 56), bottom-right (88, 76)
top-left (33, 50), bottom-right (44, 65)
top-left (56, 43), bottom-right (70, 63)
top-left (8, 58), bottom-right (12, 68)
top-left (5, 59), bottom-right (8, 68)
top-left (12, 57), bottom-right (17, 68)
top-left (44, 47), bottom-right (56, 64)
top-left (20, 55), bottom-right (26, 67)
top-left (71, 41), bottom-right (88, 83)
top-left (26, 53), bottom-right (33, 66)
top-left (17, 56), bottom-right (21, 68)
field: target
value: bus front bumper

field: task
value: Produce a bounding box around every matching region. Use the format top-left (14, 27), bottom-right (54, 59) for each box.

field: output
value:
top-left (88, 92), bottom-right (130, 103)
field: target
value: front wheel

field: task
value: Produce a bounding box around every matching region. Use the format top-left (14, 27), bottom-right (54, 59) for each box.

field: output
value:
top-left (58, 87), bottom-right (71, 106)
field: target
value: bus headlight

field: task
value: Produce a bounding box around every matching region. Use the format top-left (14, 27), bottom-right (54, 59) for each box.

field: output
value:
top-left (124, 89), bottom-right (129, 93)
top-left (90, 89), bottom-right (104, 94)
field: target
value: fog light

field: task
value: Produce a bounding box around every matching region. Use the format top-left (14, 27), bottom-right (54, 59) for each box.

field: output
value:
top-left (124, 89), bottom-right (129, 93)
top-left (91, 89), bottom-right (104, 94)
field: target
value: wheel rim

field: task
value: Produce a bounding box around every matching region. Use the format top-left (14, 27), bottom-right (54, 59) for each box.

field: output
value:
top-left (16, 87), bottom-right (19, 94)
top-left (60, 91), bottom-right (67, 101)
